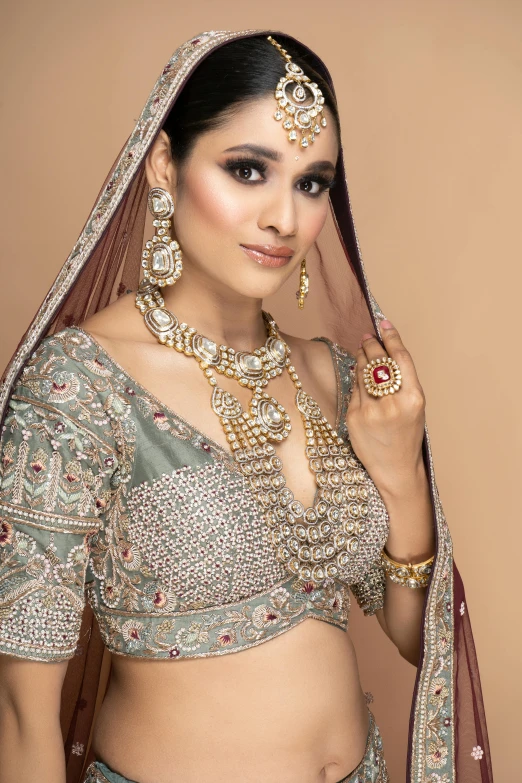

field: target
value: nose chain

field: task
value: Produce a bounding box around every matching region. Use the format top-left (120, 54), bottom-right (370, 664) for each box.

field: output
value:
top-left (136, 281), bottom-right (372, 586)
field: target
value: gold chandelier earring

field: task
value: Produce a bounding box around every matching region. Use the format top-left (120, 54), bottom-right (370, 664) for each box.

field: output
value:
top-left (296, 257), bottom-right (309, 309)
top-left (141, 187), bottom-right (183, 287)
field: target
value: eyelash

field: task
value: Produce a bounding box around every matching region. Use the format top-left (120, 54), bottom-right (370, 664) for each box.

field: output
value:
top-left (224, 157), bottom-right (336, 197)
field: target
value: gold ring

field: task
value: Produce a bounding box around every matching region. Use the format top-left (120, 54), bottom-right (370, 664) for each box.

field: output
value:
top-left (363, 356), bottom-right (402, 397)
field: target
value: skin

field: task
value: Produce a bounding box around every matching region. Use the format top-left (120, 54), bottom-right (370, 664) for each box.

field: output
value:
top-left (0, 95), bottom-right (435, 783)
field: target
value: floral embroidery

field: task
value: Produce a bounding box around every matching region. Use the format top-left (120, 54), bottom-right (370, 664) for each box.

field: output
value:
top-left (0, 519), bottom-right (13, 546)
top-left (412, 490), bottom-right (454, 781)
top-left (427, 740), bottom-right (449, 769)
top-left (460, 600), bottom-right (465, 616)
top-left (471, 745), bottom-right (484, 760)
top-left (428, 677), bottom-right (449, 706)
top-left (71, 742), bottom-right (85, 756)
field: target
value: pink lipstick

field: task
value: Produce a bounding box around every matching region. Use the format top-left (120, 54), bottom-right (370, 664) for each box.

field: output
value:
top-left (240, 243), bottom-right (294, 268)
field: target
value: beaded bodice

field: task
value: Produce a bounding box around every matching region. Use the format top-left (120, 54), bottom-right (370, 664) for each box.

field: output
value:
top-left (0, 327), bottom-right (389, 662)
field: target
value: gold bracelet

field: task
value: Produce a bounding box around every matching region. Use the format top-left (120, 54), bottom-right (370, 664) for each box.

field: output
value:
top-left (380, 548), bottom-right (434, 589)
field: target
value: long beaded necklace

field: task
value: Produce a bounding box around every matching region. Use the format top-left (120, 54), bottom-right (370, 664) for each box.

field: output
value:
top-left (136, 280), bottom-right (372, 586)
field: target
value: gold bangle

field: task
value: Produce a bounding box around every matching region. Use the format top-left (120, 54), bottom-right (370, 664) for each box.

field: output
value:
top-left (380, 548), bottom-right (434, 589)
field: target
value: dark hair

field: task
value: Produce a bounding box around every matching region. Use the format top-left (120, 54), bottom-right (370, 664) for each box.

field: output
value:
top-left (162, 34), bottom-right (340, 175)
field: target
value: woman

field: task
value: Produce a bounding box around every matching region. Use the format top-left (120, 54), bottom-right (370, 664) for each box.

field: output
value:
top-left (0, 30), bottom-right (492, 783)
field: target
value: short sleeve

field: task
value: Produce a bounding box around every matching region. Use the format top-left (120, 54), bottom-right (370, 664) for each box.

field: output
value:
top-left (0, 336), bottom-right (118, 661)
top-left (350, 559), bottom-right (386, 616)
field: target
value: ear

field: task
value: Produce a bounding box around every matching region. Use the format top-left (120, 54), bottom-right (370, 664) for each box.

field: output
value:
top-left (144, 129), bottom-right (178, 193)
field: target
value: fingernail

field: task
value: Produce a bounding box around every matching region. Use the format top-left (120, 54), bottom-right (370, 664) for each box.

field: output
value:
top-left (380, 319), bottom-right (394, 329)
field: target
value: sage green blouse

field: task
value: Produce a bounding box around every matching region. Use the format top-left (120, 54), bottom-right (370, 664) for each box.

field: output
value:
top-left (0, 326), bottom-right (388, 662)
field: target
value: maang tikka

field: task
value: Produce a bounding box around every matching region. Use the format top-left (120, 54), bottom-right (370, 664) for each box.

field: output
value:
top-left (267, 35), bottom-right (327, 149)
top-left (141, 187), bottom-right (183, 287)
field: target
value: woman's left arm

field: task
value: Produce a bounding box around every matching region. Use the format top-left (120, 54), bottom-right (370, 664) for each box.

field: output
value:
top-left (346, 319), bottom-right (435, 667)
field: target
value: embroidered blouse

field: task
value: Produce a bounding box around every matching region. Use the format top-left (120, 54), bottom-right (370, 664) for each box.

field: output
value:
top-left (0, 327), bottom-right (389, 663)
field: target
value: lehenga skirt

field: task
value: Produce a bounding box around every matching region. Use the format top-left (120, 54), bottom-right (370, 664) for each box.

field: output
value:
top-left (82, 705), bottom-right (389, 783)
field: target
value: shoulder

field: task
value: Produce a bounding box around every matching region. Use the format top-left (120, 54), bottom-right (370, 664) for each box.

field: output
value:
top-left (8, 328), bottom-right (129, 445)
top-left (18, 328), bottom-right (108, 401)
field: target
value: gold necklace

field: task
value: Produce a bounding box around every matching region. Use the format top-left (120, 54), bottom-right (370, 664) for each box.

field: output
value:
top-left (136, 281), bottom-right (372, 586)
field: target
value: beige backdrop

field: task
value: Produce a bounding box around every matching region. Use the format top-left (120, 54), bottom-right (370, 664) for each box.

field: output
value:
top-left (1, 0), bottom-right (519, 779)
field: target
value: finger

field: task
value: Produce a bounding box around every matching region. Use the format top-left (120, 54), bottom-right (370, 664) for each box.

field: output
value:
top-left (355, 344), bottom-right (380, 403)
top-left (378, 319), bottom-right (421, 387)
top-left (360, 321), bottom-right (420, 389)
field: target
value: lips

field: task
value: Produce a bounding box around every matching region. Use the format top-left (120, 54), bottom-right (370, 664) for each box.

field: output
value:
top-left (240, 243), bottom-right (294, 268)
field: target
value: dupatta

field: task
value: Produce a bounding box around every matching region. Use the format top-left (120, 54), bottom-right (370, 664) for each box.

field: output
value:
top-left (0, 29), bottom-right (493, 783)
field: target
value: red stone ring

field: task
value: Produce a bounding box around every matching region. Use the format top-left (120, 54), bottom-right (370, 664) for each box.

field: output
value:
top-left (363, 356), bottom-right (402, 398)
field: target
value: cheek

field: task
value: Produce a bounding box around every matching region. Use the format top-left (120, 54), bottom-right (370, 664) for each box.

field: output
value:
top-left (180, 169), bottom-right (252, 236)
top-left (300, 200), bottom-right (330, 246)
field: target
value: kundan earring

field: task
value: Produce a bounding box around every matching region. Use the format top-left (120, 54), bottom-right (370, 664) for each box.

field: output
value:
top-left (141, 187), bottom-right (183, 287)
top-left (296, 258), bottom-right (309, 309)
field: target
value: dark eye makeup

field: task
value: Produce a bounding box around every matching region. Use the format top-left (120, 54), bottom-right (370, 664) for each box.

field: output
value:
top-left (223, 156), bottom-right (337, 196)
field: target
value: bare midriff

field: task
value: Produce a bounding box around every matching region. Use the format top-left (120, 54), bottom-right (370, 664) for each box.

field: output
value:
top-left (92, 617), bottom-right (370, 783)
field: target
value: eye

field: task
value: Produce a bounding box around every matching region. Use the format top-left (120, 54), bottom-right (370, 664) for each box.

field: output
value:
top-left (298, 175), bottom-right (336, 197)
top-left (235, 165), bottom-right (264, 181)
top-left (225, 157), bottom-right (267, 183)
top-left (299, 178), bottom-right (321, 195)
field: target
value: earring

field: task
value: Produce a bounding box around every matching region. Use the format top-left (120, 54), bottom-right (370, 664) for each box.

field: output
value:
top-left (141, 187), bottom-right (183, 287)
top-left (296, 258), bottom-right (309, 309)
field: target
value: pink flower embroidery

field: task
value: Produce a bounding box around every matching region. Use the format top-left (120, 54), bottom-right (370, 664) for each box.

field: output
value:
top-left (153, 411), bottom-right (169, 430)
top-left (300, 581), bottom-right (315, 594)
top-left (215, 629), bottom-right (237, 647)
top-left (460, 601), bottom-right (466, 616)
top-left (121, 620), bottom-right (144, 642)
top-left (427, 741), bottom-right (448, 769)
top-left (471, 746), bottom-right (484, 760)
top-left (251, 604), bottom-right (282, 629)
top-left (153, 590), bottom-right (167, 609)
top-left (0, 520), bottom-right (13, 547)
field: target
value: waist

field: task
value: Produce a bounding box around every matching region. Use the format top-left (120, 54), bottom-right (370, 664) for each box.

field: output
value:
top-left (92, 618), bottom-right (368, 783)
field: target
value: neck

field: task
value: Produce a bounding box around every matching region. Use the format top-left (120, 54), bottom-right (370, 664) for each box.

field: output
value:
top-left (160, 268), bottom-right (269, 353)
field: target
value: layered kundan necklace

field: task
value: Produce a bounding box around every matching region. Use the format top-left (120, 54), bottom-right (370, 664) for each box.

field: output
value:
top-left (136, 280), bottom-right (370, 586)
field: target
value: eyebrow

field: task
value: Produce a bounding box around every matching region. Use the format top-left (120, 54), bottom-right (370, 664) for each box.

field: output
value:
top-left (223, 143), bottom-right (336, 174)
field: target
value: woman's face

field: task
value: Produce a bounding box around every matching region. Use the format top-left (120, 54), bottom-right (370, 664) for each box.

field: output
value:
top-left (147, 95), bottom-right (340, 302)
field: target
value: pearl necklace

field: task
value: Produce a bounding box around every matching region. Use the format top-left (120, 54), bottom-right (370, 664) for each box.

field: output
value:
top-left (136, 281), bottom-right (371, 586)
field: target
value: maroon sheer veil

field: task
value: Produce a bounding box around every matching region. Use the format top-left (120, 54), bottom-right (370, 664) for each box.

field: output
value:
top-left (0, 29), bottom-right (493, 783)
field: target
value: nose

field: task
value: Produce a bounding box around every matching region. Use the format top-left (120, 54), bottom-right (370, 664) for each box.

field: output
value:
top-left (258, 183), bottom-right (298, 238)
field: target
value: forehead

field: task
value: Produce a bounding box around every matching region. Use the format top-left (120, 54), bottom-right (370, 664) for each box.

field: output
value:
top-left (196, 95), bottom-right (339, 165)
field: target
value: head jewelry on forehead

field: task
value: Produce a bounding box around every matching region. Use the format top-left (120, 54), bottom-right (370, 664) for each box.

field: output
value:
top-left (267, 35), bottom-right (328, 149)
